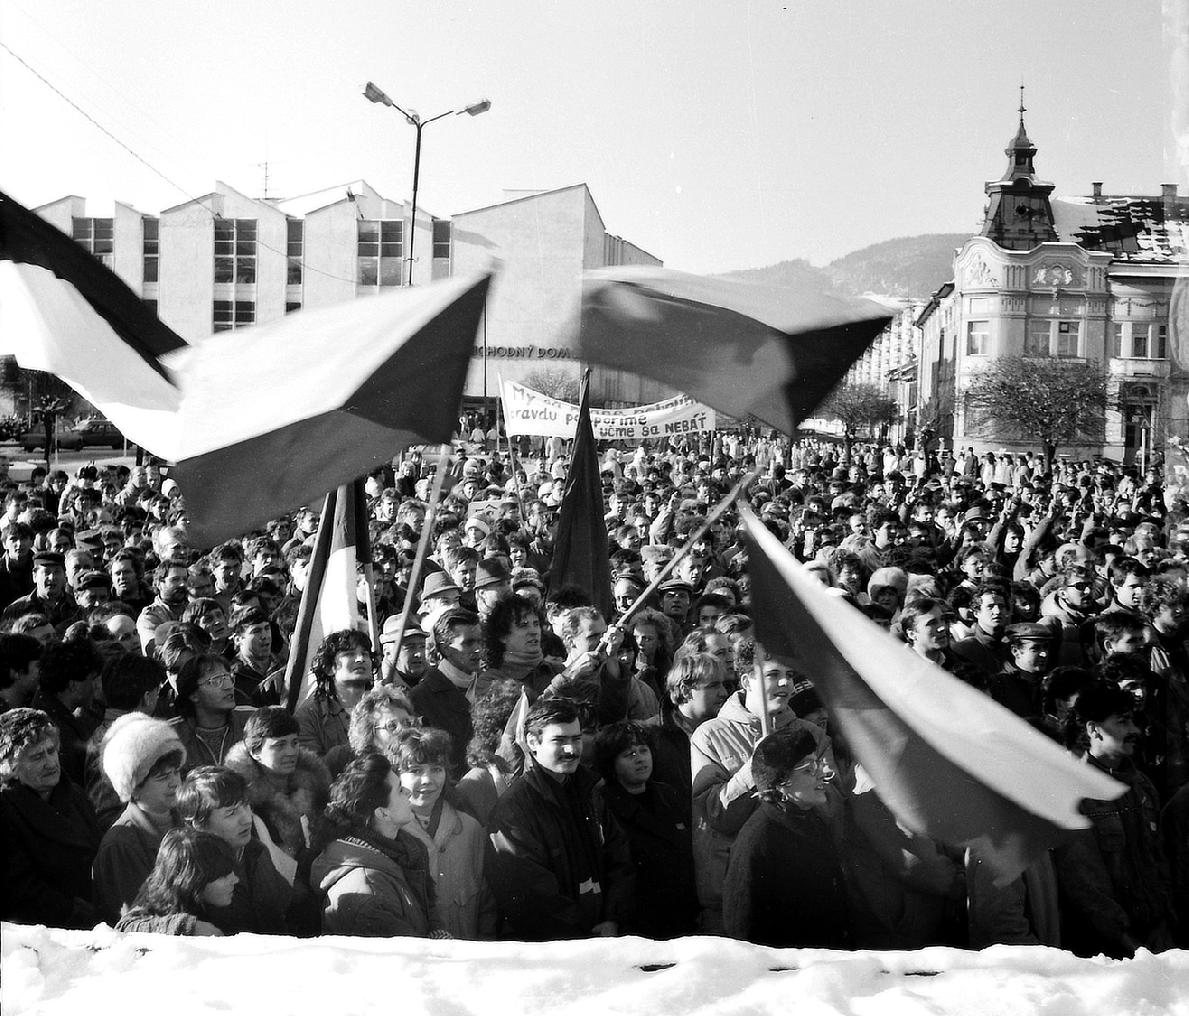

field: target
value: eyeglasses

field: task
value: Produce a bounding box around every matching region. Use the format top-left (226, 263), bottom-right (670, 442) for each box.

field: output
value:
top-left (198, 673), bottom-right (234, 689)
top-left (791, 753), bottom-right (829, 776)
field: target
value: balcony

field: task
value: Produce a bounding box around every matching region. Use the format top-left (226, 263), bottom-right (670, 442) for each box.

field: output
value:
top-left (1108, 357), bottom-right (1171, 380)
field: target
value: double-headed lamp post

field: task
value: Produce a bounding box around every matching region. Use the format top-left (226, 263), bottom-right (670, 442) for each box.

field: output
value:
top-left (363, 82), bottom-right (490, 285)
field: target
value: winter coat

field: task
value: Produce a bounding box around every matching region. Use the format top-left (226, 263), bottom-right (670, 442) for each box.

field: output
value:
top-left (650, 705), bottom-right (696, 826)
top-left (722, 800), bottom-right (850, 949)
top-left (406, 800), bottom-right (497, 939)
top-left (294, 695), bottom-right (351, 758)
top-left (114, 910), bottom-right (200, 935)
top-left (595, 779), bottom-right (698, 939)
top-left (93, 802), bottom-right (175, 925)
top-left (169, 712), bottom-right (249, 772)
top-left (966, 850), bottom-right (1060, 948)
top-left (1162, 783), bottom-right (1189, 945)
top-left (487, 764), bottom-right (635, 940)
top-left (311, 829), bottom-right (437, 938)
top-left (206, 837), bottom-right (294, 936)
top-left (224, 741), bottom-right (329, 859)
top-left (409, 668), bottom-right (473, 777)
top-left (0, 775), bottom-right (100, 928)
top-left (842, 767), bottom-right (962, 949)
top-left (689, 692), bottom-right (831, 926)
top-left (1053, 755), bottom-right (1175, 957)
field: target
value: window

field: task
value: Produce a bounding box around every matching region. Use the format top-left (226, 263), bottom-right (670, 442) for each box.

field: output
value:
top-left (1055, 321), bottom-right (1079, 358)
top-left (357, 220), bottom-right (402, 288)
top-left (143, 298), bottom-right (158, 316)
top-left (73, 217), bottom-right (113, 267)
top-left (142, 217), bottom-right (159, 283)
top-left (213, 299), bottom-right (255, 332)
top-left (1156, 324), bottom-right (1168, 359)
top-left (966, 320), bottom-right (989, 355)
top-left (1131, 323), bottom-right (1150, 358)
top-left (214, 218), bottom-right (257, 284)
top-left (285, 301), bottom-right (301, 314)
top-left (432, 219), bottom-right (452, 260)
top-left (287, 220), bottom-right (303, 285)
top-left (1111, 323), bottom-right (1124, 358)
top-left (1025, 321), bottom-right (1049, 356)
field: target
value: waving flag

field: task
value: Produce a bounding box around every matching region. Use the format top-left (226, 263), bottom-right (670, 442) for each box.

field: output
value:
top-left (285, 480), bottom-right (370, 710)
top-left (549, 372), bottom-right (613, 619)
top-left (0, 189), bottom-right (183, 453)
top-left (739, 505), bottom-right (1124, 884)
top-left (579, 266), bottom-right (893, 434)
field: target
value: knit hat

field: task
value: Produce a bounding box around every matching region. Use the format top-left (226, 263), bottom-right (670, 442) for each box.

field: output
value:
top-left (101, 712), bottom-right (186, 803)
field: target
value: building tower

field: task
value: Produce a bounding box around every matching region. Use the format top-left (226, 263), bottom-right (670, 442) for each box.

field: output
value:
top-left (979, 87), bottom-right (1059, 250)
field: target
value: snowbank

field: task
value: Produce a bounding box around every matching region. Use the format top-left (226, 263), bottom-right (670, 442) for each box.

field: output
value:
top-left (3, 923), bottom-right (1187, 1016)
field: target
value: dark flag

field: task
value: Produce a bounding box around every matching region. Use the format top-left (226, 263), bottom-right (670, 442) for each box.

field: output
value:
top-left (549, 372), bottom-right (613, 619)
top-left (578, 266), bottom-right (893, 433)
top-left (285, 480), bottom-right (371, 711)
top-left (740, 506), bottom-right (1123, 885)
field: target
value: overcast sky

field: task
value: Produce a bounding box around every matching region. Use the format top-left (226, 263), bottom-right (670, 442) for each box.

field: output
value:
top-left (0, 1), bottom-right (1177, 273)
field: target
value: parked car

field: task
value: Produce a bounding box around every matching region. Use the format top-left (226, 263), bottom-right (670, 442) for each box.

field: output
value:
top-left (19, 418), bottom-right (125, 452)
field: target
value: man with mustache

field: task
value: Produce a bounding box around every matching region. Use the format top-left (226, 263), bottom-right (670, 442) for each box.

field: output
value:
top-left (1053, 683), bottom-right (1176, 957)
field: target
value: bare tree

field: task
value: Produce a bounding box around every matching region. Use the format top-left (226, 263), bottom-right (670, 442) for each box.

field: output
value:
top-left (522, 367), bottom-right (581, 403)
top-left (819, 383), bottom-right (899, 462)
top-left (964, 355), bottom-right (1107, 472)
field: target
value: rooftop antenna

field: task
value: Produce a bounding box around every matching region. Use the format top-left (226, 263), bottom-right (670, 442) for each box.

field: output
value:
top-left (1018, 81), bottom-right (1026, 127)
top-left (258, 160), bottom-right (270, 199)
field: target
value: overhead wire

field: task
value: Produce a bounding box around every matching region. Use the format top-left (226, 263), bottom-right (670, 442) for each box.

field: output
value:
top-left (0, 39), bottom-right (383, 288)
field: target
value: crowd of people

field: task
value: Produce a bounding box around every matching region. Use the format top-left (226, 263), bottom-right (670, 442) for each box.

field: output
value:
top-left (0, 433), bottom-right (1186, 957)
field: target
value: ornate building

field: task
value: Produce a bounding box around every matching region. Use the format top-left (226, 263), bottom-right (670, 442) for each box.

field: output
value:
top-left (916, 104), bottom-right (1187, 464)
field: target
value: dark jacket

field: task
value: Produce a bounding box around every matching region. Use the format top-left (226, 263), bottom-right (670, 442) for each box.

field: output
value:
top-left (409, 668), bottom-right (473, 776)
top-left (207, 837), bottom-right (294, 935)
top-left (487, 764), bottom-right (634, 940)
top-left (595, 779), bottom-right (697, 939)
top-left (311, 829), bottom-right (437, 938)
top-left (722, 800), bottom-right (850, 949)
top-left (0, 775), bottom-right (100, 928)
top-left (1053, 755), bottom-right (1175, 957)
top-left (93, 802), bottom-right (174, 925)
top-left (650, 703), bottom-right (695, 825)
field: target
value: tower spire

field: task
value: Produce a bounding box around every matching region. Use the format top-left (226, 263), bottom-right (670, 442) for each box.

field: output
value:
top-left (978, 89), bottom-right (1057, 250)
top-left (1018, 82), bottom-right (1026, 127)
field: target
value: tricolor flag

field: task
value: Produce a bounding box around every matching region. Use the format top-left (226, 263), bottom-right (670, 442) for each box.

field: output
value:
top-left (285, 480), bottom-right (370, 711)
top-left (0, 189), bottom-right (183, 453)
top-left (548, 372), bottom-right (613, 619)
top-left (579, 266), bottom-right (893, 433)
top-left (739, 505), bottom-right (1124, 885)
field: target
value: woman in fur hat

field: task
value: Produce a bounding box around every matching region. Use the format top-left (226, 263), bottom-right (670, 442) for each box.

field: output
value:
top-left (224, 707), bottom-right (330, 883)
top-left (0, 708), bottom-right (101, 928)
top-left (93, 712), bottom-right (187, 924)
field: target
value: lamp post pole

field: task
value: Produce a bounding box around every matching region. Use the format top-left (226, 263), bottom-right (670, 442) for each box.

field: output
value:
top-left (362, 83), bottom-right (490, 285)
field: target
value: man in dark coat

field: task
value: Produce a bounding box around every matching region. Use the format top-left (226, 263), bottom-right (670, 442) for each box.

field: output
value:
top-left (487, 697), bottom-right (634, 940)
top-left (409, 609), bottom-right (483, 777)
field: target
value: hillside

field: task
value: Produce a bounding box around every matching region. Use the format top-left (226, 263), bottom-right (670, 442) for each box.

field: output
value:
top-left (722, 232), bottom-right (968, 300)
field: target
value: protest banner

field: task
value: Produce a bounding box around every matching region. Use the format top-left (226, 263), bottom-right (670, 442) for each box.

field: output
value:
top-left (499, 376), bottom-right (716, 441)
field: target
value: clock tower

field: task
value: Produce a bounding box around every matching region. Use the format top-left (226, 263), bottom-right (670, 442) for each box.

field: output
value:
top-left (979, 89), bottom-right (1059, 251)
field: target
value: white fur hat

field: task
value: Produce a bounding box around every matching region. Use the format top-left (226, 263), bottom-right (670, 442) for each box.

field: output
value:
top-left (101, 713), bottom-right (186, 803)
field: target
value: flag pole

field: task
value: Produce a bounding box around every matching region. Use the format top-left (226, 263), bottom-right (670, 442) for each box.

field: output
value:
top-left (383, 443), bottom-right (452, 678)
top-left (613, 470), bottom-right (755, 626)
top-left (497, 385), bottom-right (528, 524)
top-left (753, 643), bottom-right (773, 737)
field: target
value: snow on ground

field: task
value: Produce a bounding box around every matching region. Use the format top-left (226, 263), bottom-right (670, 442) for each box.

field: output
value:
top-left (3, 923), bottom-right (1187, 1016)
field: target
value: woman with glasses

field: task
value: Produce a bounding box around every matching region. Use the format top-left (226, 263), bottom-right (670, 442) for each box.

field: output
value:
top-left (324, 685), bottom-right (418, 780)
top-left (168, 654), bottom-right (248, 769)
top-left (721, 727), bottom-right (850, 949)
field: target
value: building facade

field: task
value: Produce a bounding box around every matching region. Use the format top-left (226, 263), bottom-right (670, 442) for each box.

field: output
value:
top-left (33, 180), bottom-right (661, 404)
top-left (915, 112), bottom-right (1188, 464)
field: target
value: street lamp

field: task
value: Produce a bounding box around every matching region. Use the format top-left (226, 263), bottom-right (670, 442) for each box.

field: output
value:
top-left (363, 82), bottom-right (490, 284)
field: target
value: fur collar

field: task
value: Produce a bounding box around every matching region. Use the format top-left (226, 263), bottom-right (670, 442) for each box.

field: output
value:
top-left (224, 741), bottom-right (330, 855)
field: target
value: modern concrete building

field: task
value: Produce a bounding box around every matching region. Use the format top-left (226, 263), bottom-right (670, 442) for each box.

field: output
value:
top-left (32, 180), bottom-right (661, 404)
top-left (915, 110), bottom-right (1188, 464)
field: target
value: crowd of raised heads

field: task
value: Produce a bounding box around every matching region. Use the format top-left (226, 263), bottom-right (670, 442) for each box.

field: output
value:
top-left (0, 431), bottom-right (1186, 955)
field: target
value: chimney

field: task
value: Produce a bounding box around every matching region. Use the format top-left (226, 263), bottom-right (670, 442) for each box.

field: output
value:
top-left (1091, 182), bottom-right (1103, 198)
top-left (1161, 183), bottom-right (1178, 200)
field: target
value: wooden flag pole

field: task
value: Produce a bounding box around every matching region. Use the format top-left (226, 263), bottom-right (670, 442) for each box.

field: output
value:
top-left (383, 443), bottom-right (452, 679)
top-left (613, 470), bottom-right (755, 627)
top-left (754, 642), bottom-right (773, 737)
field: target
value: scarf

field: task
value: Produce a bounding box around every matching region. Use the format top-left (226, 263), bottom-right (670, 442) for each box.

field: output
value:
top-left (500, 646), bottom-right (544, 679)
